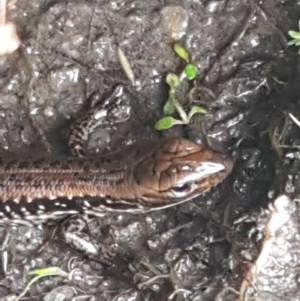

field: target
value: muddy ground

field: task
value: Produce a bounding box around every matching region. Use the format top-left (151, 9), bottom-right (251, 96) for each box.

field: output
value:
top-left (0, 0), bottom-right (300, 300)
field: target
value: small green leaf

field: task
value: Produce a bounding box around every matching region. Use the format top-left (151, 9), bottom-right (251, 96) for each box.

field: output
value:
top-left (288, 39), bottom-right (297, 46)
top-left (184, 64), bottom-right (197, 80)
top-left (288, 30), bottom-right (300, 39)
top-left (163, 98), bottom-right (175, 115)
top-left (29, 267), bottom-right (67, 277)
top-left (188, 106), bottom-right (207, 120)
top-left (14, 267), bottom-right (68, 301)
top-left (166, 73), bottom-right (180, 89)
top-left (155, 116), bottom-right (183, 130)
top-left (173, 43), bottom-right (189, 62)
top-left (295, 40), bottom-right (300, 47)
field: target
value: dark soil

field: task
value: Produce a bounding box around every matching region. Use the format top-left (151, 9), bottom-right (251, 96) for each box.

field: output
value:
top-left (0, 0), bottom-right (300, 300)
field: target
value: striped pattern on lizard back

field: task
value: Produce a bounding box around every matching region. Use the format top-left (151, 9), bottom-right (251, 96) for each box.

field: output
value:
top-left (0, 138), bottom-right (233, 221)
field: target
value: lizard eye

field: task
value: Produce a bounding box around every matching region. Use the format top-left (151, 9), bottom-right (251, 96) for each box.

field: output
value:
top-left (169, 183), bottom-right (194, 198)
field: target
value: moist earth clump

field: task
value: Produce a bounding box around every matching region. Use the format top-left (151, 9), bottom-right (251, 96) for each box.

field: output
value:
top-left (0, 0), bottom-right (300, 300)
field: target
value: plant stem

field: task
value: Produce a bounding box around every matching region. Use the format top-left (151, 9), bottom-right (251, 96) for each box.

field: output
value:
top-left (169, 89), bottom-right (188, 123)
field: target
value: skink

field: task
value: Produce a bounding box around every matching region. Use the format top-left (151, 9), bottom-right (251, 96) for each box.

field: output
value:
top-left (0, 137), bottom-right (233, 221)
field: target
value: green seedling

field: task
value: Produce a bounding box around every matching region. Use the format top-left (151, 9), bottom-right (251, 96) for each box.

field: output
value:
top-left (288, 21), bottom-right (300, 53)
top-left (166, 73), bottom-right (180, 89)
top-left (155, 44), bottom-right (205, 131)
top-left (173, 43), bottom-right (190, 62)
top-left (14, 267), bottom-right (68, 301)
top-left (163, 96), bottom-right (176, 115)
top-left (155, 116), bottom-right (184, 130)
top-left (188, 105), bottom-right (207, 119)
top-left (184, 64), bottom-right (197, 80)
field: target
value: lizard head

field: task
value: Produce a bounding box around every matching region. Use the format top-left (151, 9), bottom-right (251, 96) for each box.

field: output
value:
top-left (134, 137), bottom-right (233, 208)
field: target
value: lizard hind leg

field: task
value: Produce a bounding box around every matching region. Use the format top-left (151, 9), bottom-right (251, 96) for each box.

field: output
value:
top-left (68, 85), bottom-right (131, 157)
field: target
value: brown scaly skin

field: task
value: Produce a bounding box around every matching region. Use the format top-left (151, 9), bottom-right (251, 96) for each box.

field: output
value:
top-left (0, 138), bottom-right (233, 220)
